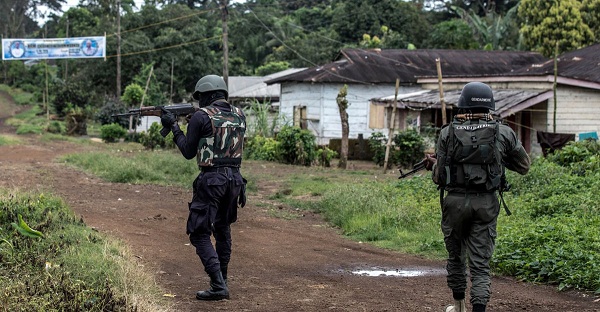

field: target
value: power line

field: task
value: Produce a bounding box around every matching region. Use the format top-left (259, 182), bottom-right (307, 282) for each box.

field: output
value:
top-left (105, 35), bottom-right (221, 58)
top-left (108, 8), bottom-right (217, 37)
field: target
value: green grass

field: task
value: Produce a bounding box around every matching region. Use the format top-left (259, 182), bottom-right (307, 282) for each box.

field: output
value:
top-left (0, 84), bottom-right (35, 105)
top-left (0, 189), bottom-right (168, 311)
top-left (60, 148), bottom-right (198, 187)
top-left (59, 144), bottom-right (600, 293)
top-left (0, 135), bottom-right (21, 146)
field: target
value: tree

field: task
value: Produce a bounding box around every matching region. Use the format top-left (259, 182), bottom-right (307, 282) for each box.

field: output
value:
top-left (424, 19), bottom-right (479, 49)
top-left (0, 0), bottom-right (62, 38)
top-left (452, 5), bottom-right (520, 50)
top-left (336, 84), bottom-right (349, 169)
top-left (518, 0), bottom-right (595, 57)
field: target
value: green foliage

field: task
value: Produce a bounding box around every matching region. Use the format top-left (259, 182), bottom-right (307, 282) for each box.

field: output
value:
top-left (245, 135), bottom-right (281, 162)
top-left (368, 130), bottom-right (426, 169)
top-left (0, 135), bottom-right (20, 146)
top-left (316, 146), bottom-right (338, 167)
top-left (0, 191), bottom-right (128, 310)
top-left (95, 96), bottom-right (133, 129)
top-left (46, 120), bottom-right (66, 134)
top-left (16, 124), bottom-right (44, 135)
top-left (545, 140), bottom-right (600, 174)
top-left (61, 149), bottom-right (198, 187)
top-left (276, 125), bottom-right (317, 166)
top-left (138, 122), bottom-right (167, 150)
top-left (246, 100), bottom-right (277, 137)
top-left (518, 0), bottom-right (595, 57)
top-left (424, 19), bottom-right (479, 49)
top-left (100, 123), bottom-right (127, 143)
top-left (52, 80), bottom-right (93, 117)
top-left (255, 61), bottom-right (290, 76)
top-left (121, 83), bottom-right (144, 107)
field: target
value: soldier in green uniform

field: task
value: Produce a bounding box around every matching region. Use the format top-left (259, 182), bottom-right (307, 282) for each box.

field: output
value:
top-left (161, 74), bottom-right (247, 301)
top-left (424, 82), bottom-right (530, 312)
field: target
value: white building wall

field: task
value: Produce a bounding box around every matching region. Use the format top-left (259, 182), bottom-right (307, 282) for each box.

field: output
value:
top-left (279, 82), bottom-right (421, 144)
top-left (547, 87), bottom-right (600, 134)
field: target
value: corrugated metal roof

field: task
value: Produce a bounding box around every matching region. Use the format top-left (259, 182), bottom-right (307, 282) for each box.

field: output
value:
top-left (229, 68), bottom-right (306, 100)
top-left (511, 43), bottom-right (600, 83)
top-left (372, 89), bottom-right (552, 118)
top-left (265, 48), bottom-right (548, 85)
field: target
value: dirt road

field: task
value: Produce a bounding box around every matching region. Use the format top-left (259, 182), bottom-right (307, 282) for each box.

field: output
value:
top-left (1, 99), bottom-right (598, 311)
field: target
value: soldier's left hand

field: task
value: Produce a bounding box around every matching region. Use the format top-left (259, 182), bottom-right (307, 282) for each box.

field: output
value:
top-left (161, 107), bottom-right (177, 128)
top-left (424, 154), bottom-right (437, 171)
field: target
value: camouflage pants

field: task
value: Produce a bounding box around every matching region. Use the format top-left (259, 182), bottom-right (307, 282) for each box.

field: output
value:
top-left (441, 191), bottom-right (500, 306)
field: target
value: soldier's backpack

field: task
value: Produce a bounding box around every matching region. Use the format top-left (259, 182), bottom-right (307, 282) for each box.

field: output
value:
top-left (439, 119), bottom-right (502, 192)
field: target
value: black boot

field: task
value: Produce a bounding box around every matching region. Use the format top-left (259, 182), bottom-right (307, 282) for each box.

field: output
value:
top-left (196, 271), bottom-right (229, 301)
top-left (221, 265), bottom-right (228, 285)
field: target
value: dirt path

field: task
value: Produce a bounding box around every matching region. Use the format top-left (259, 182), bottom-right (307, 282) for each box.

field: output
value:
top-left (0, 104), bottom-right (598, 311)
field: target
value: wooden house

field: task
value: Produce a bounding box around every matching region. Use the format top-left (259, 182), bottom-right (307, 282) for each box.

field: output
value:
top-left (266, 48), bottom-right (547, 145)
top-left (371, 43), bottom-right (600, 155)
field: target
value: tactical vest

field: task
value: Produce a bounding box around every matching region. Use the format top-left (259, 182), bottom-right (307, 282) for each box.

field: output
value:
top-left (196, 102), bottom-right (246, 168)
top-left (439, 119), bottom-right (502, 192)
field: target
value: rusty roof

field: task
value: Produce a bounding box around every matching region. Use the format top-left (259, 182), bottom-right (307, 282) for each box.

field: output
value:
top-left (265, 48), bottom-right (548, 85)
top-left (371, 89), bottom-right (553, 119)
top-left (511, 43), bottom-right (600, 83)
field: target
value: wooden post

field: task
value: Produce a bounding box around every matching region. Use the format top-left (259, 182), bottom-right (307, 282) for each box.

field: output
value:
top-left (220, 0), bottom-right (229, 84)
top-left (553, 42), bottom-right (558, 133)
top-left (383, 78), bottom-right (400, 174)
top-left (436, 58), bottom-right (446, 125)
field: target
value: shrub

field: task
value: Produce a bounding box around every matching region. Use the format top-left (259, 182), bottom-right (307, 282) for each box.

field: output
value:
top-left (100, 123), bottom-right (127, 143)
top-left (316, 146), bottom-right (338, 167)
top-left (276, 125), bottom-right (317, 166)
top-left (95, 96), bottom-right (134, 129)
top-left (46, 121), bottom-right (66, 134)
top-left (245, 135), bottom-right (280, 161)
top-left (138, 123), bottom-right (166, 150)
top-left (369, 130), bottom-right (425, 168)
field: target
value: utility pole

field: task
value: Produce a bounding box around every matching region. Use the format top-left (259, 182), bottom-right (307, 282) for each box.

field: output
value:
top-left (116, 0), bottom-right (122, 98)
top-left (64, 17), bottom-right (69, 81)
top-left (220, 0), bottom-right (229, 84)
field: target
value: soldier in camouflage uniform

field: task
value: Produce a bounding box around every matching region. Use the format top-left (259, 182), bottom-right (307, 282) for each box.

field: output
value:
top-left (161, 74), bottom-right (247, 301)
top-left (424, 82), bottom-right (530, 312)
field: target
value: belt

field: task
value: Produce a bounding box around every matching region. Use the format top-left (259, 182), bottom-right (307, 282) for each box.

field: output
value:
top-left (200, 166), bottom-right (239, 173)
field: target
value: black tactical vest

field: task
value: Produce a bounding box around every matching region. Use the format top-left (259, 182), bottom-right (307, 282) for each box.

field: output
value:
top-left (439, 119), bottom-right (502, 192)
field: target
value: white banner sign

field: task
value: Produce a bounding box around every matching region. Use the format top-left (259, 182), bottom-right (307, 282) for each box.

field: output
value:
top-left (2, 36), bottom-right (106, 60)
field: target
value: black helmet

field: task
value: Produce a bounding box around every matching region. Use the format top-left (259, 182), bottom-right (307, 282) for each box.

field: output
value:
top-left (192, 75), bottom-right (228, 100)
top-left (457, 82), bottom-right (495, 110)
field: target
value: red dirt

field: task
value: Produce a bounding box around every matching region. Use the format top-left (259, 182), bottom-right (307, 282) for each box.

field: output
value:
top-left (1, 94), bottom-right (598, 311)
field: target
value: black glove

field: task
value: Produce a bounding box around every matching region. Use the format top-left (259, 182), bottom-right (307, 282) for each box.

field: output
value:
top-left (160, 107), bottom-right (177, 129)
top-left (424, 153), bottom-right (437, 171)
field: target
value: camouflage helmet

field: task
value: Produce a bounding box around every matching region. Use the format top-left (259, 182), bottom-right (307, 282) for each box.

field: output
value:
top-left (457, 82), bottom-right (495, 110)
top-left (192, 75), bottom-right (228, 100)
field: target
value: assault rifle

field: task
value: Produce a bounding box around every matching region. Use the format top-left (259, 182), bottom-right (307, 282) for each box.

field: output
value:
top-left (398, 158), bottom-right (427, 179)
top-left (112, 103), bottom-right (197, 137)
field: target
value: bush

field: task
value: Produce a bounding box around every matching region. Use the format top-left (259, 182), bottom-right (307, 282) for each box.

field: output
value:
top-left (316, 146), bottom-right (338, 167)
top-left (100, 123), bottom-right (127, 143)
top-left (245, 135), bottom-right (280, 161)
top-left (369, 130), bottom-right (425, 169)
top-left (139, 123), bottom-right (166, 150)
top-left (276, 125), bottom-right (317, 166)
top-left (46, 121), bottom-right (66, 134)
top-left (95, 96), bottom-right (135, 129)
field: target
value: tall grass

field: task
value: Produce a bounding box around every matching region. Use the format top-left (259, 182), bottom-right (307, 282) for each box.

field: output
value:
top-left (0, 189), bottom-right (169, 311)
top-left (61, 149), bottom-right (198, 187)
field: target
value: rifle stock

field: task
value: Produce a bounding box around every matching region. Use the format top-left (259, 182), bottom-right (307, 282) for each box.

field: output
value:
top-left (111, 103), bottom-right (196, 137)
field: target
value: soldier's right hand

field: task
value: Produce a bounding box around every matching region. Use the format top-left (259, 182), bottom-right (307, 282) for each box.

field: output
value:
top-left (424, 154), bottom-right (437, 171)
